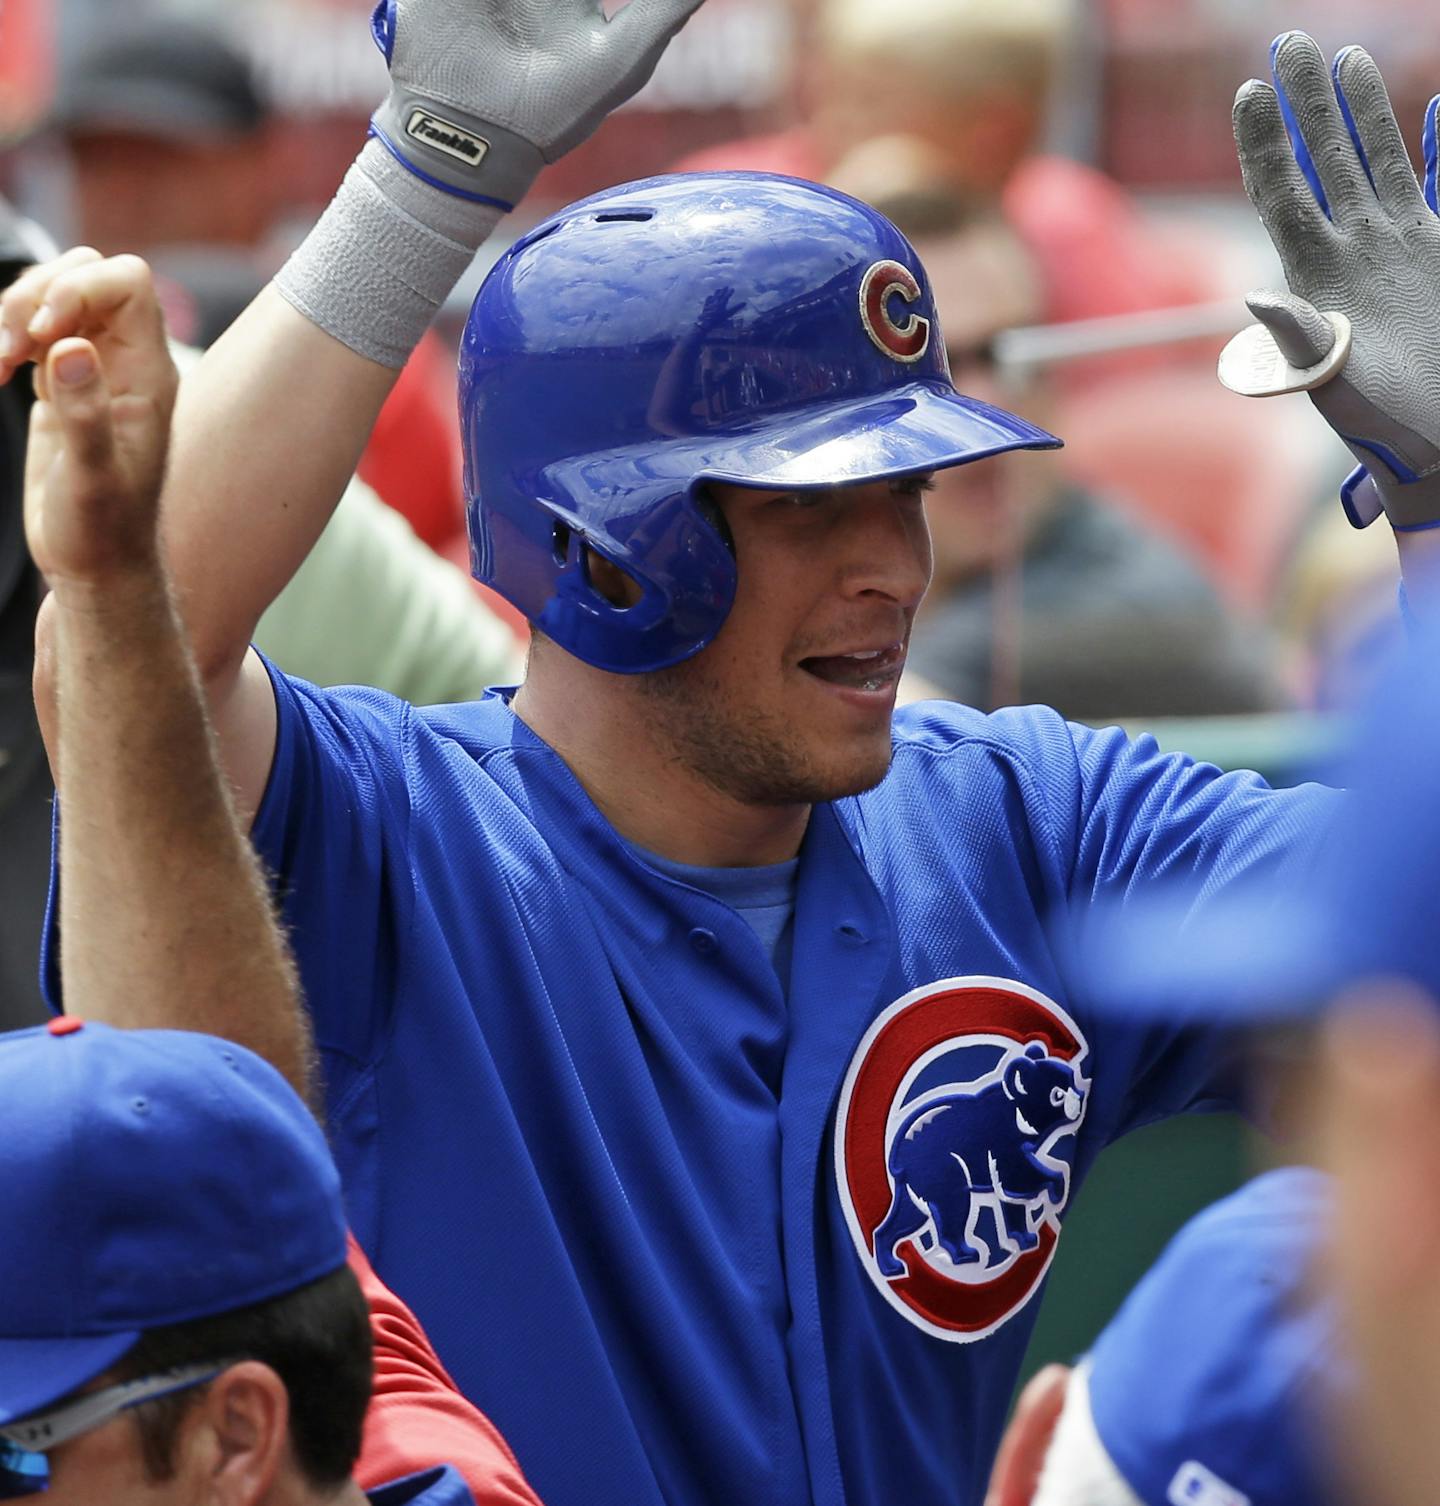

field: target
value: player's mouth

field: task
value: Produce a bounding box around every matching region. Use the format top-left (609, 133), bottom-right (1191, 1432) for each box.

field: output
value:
top-left (797, 641), bottom-right (905, 695)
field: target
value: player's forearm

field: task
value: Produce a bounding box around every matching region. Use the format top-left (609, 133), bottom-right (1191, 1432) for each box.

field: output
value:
top-left (50, 568), bottom-right (316, 1101)
top-left (163, 287), bottom-right (398, 689)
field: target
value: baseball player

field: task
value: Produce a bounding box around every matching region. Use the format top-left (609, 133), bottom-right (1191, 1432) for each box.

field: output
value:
top-left (11, 11), bottom-right (1440, 1506)
top-left (990, 1169), bottom-right (1338, 1506)
top-left (0, 1020), bottom-right (480, 1506)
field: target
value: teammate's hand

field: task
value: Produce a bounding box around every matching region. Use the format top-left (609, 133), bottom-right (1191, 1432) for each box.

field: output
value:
top-left (369, 0), bottom-right (706, 210)
top-left (1229, 34), bottom-right (1440, 531)
top-left (11, 252), bottom-right (178, 592)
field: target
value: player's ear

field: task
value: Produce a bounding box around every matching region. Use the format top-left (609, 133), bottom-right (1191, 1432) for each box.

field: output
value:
top-left (195, 1361), bottom-right (290, 1506)
top-left (984, 1363), bottom-right (1070, 1506)
top-left (582, 545), bottom-right (644, 609)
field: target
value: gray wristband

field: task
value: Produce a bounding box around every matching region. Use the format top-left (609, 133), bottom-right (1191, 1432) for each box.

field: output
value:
top-left (371, 90), bottom-right (546, 211)
top-left (273, 137), bottom-right (503, 369)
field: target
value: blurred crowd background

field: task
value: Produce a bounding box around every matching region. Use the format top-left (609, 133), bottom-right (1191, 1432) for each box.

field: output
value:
top-left (2, 0), bottom-right (1433, 729)
top-left (0, 0), bottom-right (1434, 1390)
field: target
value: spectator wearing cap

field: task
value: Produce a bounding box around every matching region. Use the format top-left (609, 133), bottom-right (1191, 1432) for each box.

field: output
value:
top-left (47, 17), bottom-right (276, 347)
top-left (988, 1169), bottom-right (1339, 1506)
top-left (0, 1020), bottom-right (472, 1506)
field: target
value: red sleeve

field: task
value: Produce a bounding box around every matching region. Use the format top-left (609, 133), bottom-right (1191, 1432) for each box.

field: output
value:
top-left (349, 1233), bottom-right (545, 1505)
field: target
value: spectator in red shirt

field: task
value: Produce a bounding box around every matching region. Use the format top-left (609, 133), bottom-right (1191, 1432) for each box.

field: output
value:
top-left (674, 0), bottom-right (1215, 325)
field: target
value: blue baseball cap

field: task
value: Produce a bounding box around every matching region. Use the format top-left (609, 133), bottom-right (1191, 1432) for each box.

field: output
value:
top-left (0, 1020), bottom-right (348, 1426)
top-left (1086, 1168), bottom-right (1340, 1506)
top-left (1068, 624), bottom-right (1440, 1023)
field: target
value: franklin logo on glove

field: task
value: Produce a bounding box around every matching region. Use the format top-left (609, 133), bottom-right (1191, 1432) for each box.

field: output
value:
top-left (404, 107), bottom-right (489, 167)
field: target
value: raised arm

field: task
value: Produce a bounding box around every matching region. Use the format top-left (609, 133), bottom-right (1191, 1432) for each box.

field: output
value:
top-left (1225, 34), bottom-right (1440, 595)
top-left (10, 0), bottom-right (703, 813)
top-left (27, 294), bottom-right (547, 1504)
top-left (22, 263), bottom-right (316, 1098)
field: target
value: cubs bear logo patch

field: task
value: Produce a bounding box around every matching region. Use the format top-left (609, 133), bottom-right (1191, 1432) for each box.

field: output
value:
top-left (835, 976), bottom-right (1090, 1343)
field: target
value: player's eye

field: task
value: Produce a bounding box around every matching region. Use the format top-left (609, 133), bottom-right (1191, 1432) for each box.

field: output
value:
top-left (891, 474), bottom-right (936, 500)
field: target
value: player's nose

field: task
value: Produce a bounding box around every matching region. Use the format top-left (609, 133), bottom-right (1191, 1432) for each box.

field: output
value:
top-left (838, 485), bottom-right (932, 608)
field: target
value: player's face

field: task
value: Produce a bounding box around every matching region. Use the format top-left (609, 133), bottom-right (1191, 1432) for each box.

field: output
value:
top-left (634, 474), bottom-right (933, 805)
top-left (19, 1413), bottom-right (191, 1506)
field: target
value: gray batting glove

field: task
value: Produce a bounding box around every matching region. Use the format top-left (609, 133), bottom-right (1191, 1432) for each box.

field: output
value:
top-left (1225, 33), bottom-right (1440, 532)
top-left (368, 0), bottom-right (705, 212)
top-left (278, 0), bottom-right (704, 367)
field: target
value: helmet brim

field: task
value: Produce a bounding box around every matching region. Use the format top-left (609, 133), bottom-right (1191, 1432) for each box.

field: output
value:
top-left (690, 379), bottom-right (1061, 492)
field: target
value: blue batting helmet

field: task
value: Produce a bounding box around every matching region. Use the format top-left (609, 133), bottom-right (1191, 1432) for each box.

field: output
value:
top-left (459, 171), bottom-right (1061, 674)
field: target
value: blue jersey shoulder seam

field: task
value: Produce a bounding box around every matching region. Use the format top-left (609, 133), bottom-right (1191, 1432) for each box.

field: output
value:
top-left (882, 712), bottom-right (1079, 897)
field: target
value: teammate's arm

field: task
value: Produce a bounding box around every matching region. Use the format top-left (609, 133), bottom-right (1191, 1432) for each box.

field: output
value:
top-left (9, 0), bottom-right (703, 816)
top-left (27, 308), bottom-right (546, 1505)
top-left (23, 268), bottom-right (316, 1099)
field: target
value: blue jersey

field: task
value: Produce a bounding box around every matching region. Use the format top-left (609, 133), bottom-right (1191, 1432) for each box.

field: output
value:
top-left (101, 669), bottom-right (1329, 1506)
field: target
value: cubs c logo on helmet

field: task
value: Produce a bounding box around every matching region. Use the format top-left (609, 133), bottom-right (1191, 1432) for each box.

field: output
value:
top-left (858, 259), bottom-right (931, 363)
top-left (835, 977), bottom-right (1090, 1343)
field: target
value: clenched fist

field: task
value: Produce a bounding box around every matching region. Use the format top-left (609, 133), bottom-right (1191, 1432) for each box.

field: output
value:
top-left (4, 249), bottom-right (178, 593)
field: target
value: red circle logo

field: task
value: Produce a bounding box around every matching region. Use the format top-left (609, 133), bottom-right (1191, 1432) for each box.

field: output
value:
top-left (858, 259), bottom-right (931, 364)
top-left (835, 976), bottom-right (1090, 1343)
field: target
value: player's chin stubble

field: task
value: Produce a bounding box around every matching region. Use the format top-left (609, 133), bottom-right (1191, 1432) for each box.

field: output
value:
top-left (634, 658), bottom-right (894, 808)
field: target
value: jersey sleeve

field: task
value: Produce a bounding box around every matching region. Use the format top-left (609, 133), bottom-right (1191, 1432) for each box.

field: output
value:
top-left (349, 1234), bottom-right (542, 1506)
top-left (249, 655), bottom-right (419, 1083)
top-left (255, 477), bottom-right (523, 705)
top-left (1061, 721), bottom-right (1328, 911)
top-left (1003, 711), bottom-right (1336, 1137)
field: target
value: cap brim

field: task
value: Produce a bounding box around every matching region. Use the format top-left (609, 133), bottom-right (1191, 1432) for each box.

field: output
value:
top-left (693, 380), bottom-right (1061, 490)
top-left (0, 1332), bottom-right (140, 1425)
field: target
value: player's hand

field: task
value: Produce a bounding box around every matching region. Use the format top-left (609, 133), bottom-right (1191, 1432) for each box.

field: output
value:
top-left (1228, 34), bottom-right (1440, 532)
top-left (369, 0), bottom-right (706, 210)
top-left (983, 1363), bottom-right (1070, 1506)
top-left (14, 253), bottom-right (178, 593)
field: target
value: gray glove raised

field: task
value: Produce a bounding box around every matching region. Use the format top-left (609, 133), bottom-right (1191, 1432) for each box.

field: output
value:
top-left (277, 0), bottom-right (704, 368)
top-left (1221, 33), bottom-right (1440, 532)
top-left (369, 0), bottom-right (704, 211)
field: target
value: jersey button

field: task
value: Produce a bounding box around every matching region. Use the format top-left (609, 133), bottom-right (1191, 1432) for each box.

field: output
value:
top-left (688, 927), bottom-right (719, 956)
